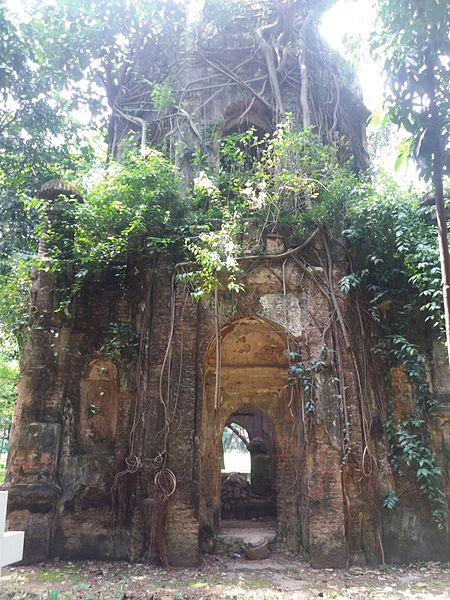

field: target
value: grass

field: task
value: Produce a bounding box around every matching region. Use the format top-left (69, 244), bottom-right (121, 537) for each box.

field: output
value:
top-left (35, 567), bottom-right (81, 584)
top-left (247, 578), bottom-right (273, 588)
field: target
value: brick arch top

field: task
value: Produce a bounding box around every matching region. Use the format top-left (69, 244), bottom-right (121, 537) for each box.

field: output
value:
top-left (224, 402), bottom-right (275, 430)
top-left (205, 316), bottom-right (290, 371)
top-left (221, 101), bottom-right (272, 137)
top-left (84, 358), bottom-right (117, 381)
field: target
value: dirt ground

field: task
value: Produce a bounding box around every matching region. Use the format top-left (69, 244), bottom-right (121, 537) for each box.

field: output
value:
top-left (1, 555), bottom-right (450, 600)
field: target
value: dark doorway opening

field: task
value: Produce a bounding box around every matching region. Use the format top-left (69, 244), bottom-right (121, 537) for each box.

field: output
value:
top-left (221, 407), bottom-right (276, 522)
top-left (220, 121), bottom-right (269, 170)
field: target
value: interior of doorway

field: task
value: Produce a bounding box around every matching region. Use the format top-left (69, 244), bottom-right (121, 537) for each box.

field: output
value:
top-left (220, 406), bottom-right (276, 529)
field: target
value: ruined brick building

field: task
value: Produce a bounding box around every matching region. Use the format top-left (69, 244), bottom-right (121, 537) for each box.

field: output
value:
top-left (3, 1), bottom-right (450, 567)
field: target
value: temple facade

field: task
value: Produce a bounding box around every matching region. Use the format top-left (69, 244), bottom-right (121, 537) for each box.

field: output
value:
top-left (3, 1), bottom-right (450, 567)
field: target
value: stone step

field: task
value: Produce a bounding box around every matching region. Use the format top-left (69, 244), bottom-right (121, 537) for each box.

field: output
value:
top-left (216, 522), bottom-right (277, 555)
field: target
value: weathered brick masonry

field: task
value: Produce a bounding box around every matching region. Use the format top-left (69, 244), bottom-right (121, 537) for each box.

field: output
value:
top-left (4, 233), bottom-right (450, 566)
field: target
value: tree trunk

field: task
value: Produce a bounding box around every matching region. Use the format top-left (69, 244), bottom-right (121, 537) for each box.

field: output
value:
top-left (425, 46), bottom-right (450, 365)
top-left (226, 423), bottom-right (250, 449)
top-left (433, 156), bottom-right (450, 365)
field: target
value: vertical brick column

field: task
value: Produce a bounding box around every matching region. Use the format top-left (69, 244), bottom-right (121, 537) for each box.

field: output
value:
top-left (303, 261), bottom-right (348, 567)
top-left (2, 180), bottom-right (80, 562)
top-left (165, 283), bottom-right (200, 566)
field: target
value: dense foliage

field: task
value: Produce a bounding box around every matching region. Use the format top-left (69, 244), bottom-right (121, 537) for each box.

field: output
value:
top-left (29, 0), bottom-right (186, 156)
top-left (372, 0), bottom-right (450, 364)
top-left (0, 1), bottom-right (97, 352)
top-left (372, 0), bottom-right (449, 181)
top-left (0, 352), bottom-right (17, 422)
top-left (0, 346), bottom-right (17, 481)
top-left (183, 122), bottom-right (359, 298)
top-left (378, 334), bottom-right (447, 527)
top-left (0, 4), bottom-right (94, 261)
top-left (55, 150), bottom-right (180, 270)
top-left (343, 178), bottom-right (443, 332)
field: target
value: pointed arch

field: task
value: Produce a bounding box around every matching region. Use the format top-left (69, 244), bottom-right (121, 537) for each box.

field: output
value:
top-left (199, 316), bottom-right (305, 552)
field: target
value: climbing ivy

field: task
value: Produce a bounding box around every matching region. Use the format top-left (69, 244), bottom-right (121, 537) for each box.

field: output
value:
top-left (288, 347), bottom-right (330, 416)
top-left (382, 490), bottom-right (399, 510)
top-left (340, 177), bottom-right (448, 528)
top-left (374, 335), bottom-right (447, 528)
top-left (26, 147), bottom-right (184, 306)
top-left (100, 322), bottom-right (139, 360)
top-left (342, 178), bottom-right (444, 333)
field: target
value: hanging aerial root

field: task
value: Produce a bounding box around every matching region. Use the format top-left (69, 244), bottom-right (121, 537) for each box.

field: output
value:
top-left (150, 466), bottom-right (177, 567)
top-left (111, 261), bottom-right (156, 527)
top-left (111, 469), bottom-right (138, 527)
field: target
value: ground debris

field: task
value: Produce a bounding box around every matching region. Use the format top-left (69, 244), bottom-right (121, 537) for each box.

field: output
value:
top-left (1, 557), bottom-right (450, 599)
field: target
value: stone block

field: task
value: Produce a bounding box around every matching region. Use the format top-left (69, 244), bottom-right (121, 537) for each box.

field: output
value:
top-left (4, 483), bottom-right (60, 563)
top-left (8, 423), bottom-right (61, 484)
top-left (0, 492), bottom-right (24, 570)
top-left (0, 532), bottom-right (24, 567)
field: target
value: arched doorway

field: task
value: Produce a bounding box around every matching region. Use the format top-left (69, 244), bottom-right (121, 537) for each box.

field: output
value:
top-left (221, 407), bottom-right (276, 522)
top-left (199, 317), bottom-right (304, 552)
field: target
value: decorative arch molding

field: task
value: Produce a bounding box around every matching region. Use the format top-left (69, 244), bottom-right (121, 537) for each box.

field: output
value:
top-left (199, 316), bottom-right (305, 552)
top-left (203, 315), bottom-right (290, 371)
top-left (84, 358), bottom-right (118, 381)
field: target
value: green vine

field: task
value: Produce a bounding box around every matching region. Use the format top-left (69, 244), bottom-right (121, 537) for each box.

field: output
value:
top-left (375, 335), bottom-right (447, 529)
top-left (100, 322), bottom-right (139, 360)
top-left (342, 180), bottom-right (444, 333)
top-left (288, 347), bottom-right (330, 416)
top-left (382, 490), bottom-right (399, 510)
top-left (340, 181), bottom-right (448, 529)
